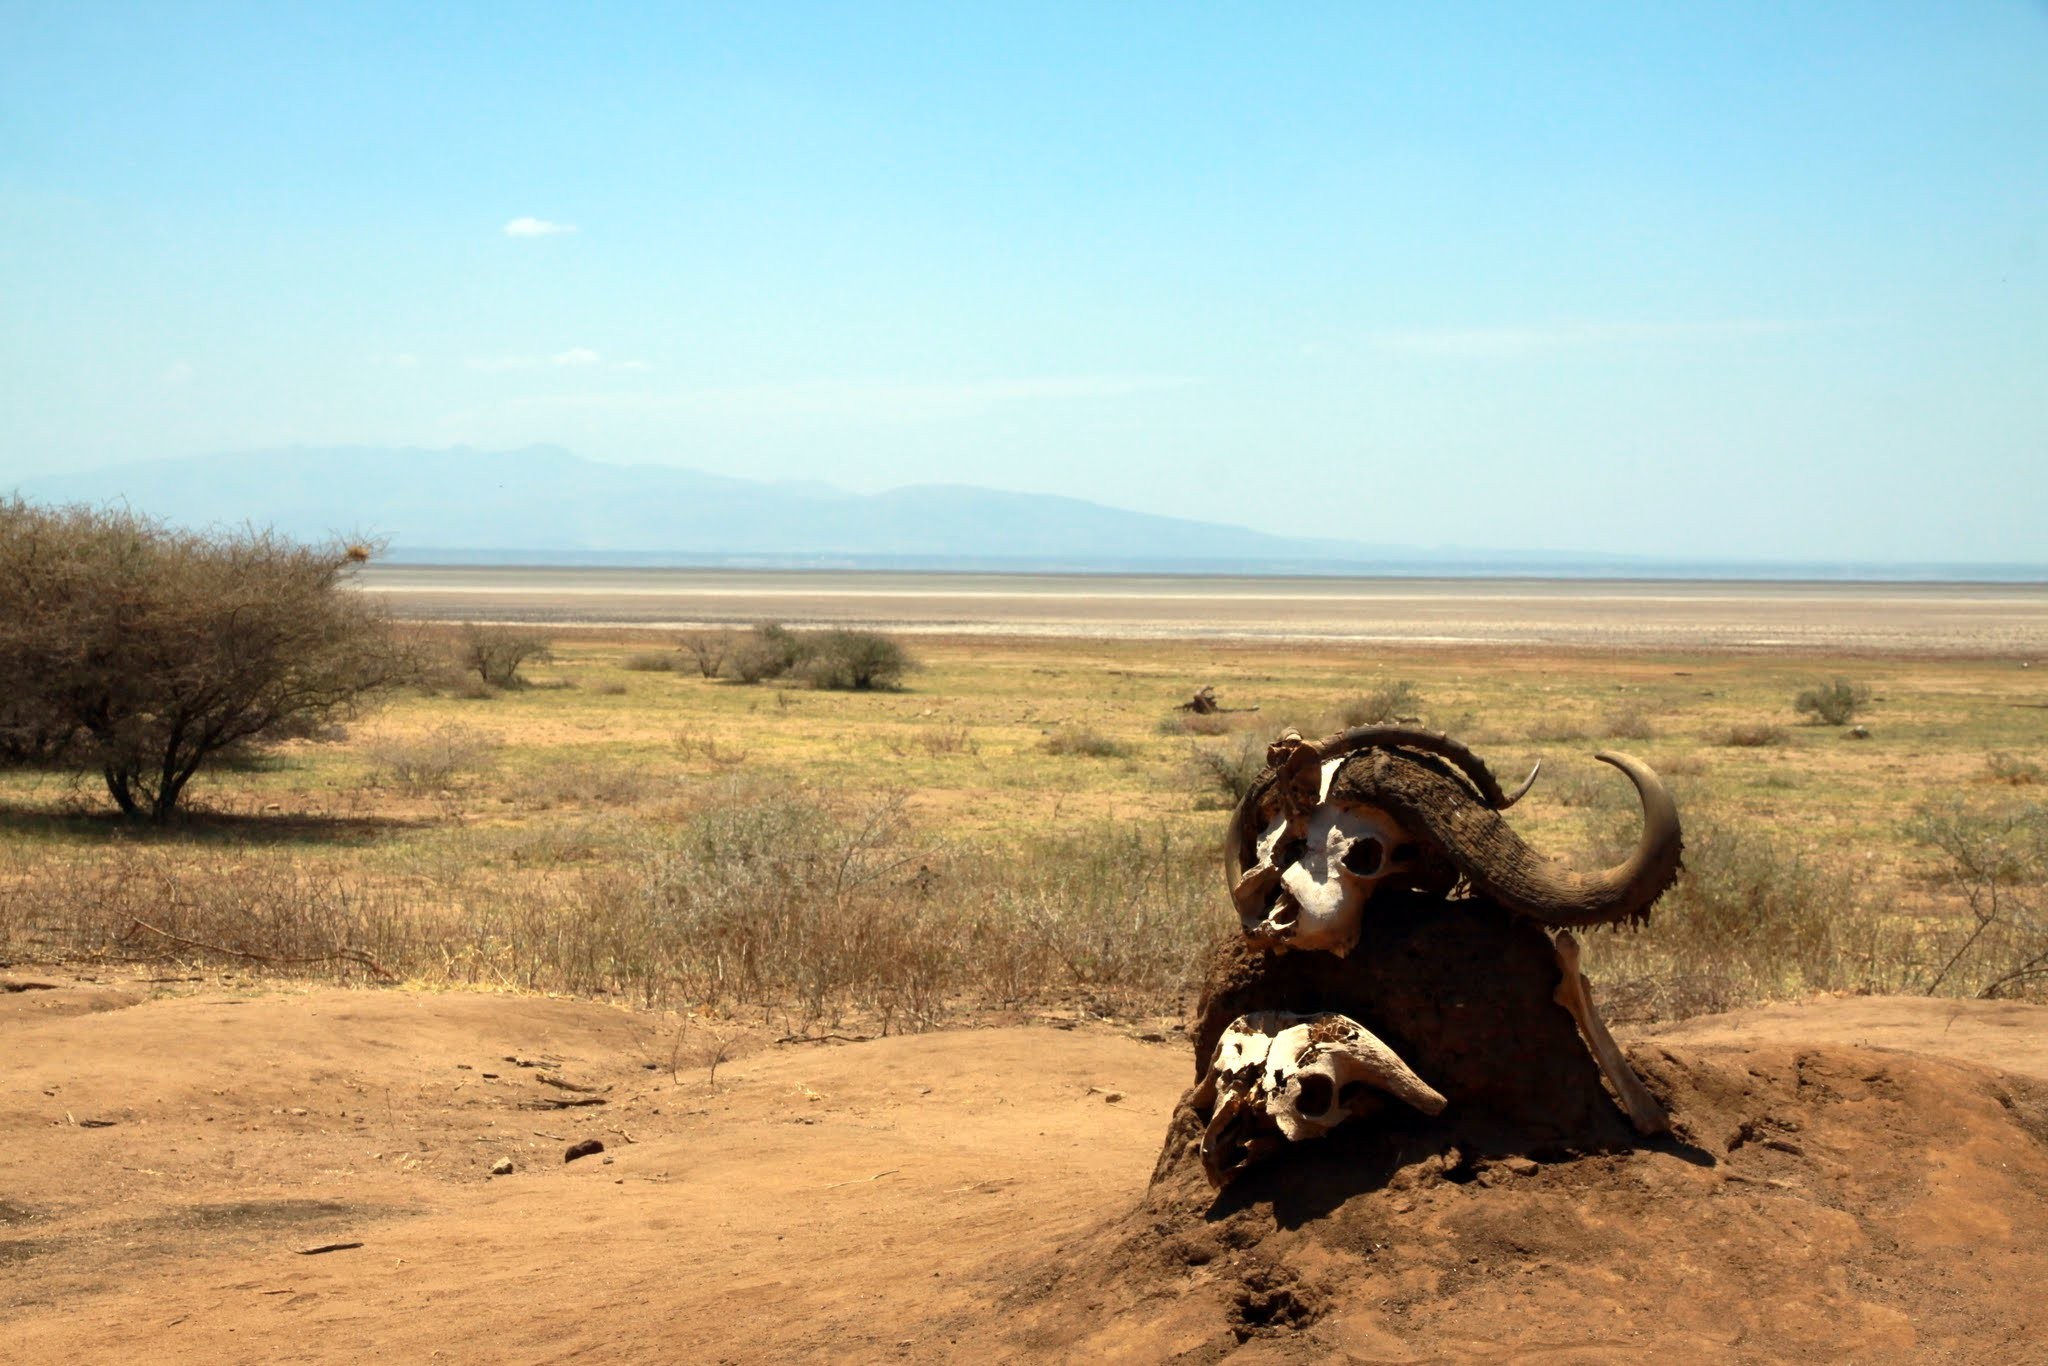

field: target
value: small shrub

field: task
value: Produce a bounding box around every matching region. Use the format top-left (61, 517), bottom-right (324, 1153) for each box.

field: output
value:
top-left (679, 629), bottom-right (738, 679)
top-left (589, 679), bottom-right (629, 696)
top-left (1042, 724), bottom-right (1129, 758)
top-left (1527, 717), bottom-right (1590, 744)
top-left (459, 624), bottom-right (552, 688)
top-left (802, 629), bottom-right (912, 691)
top-left (917, 725), bottom-right (977, 756)
top-left (723, 621), bottom-right (814, 685)
top-left (1329, 681), bottom-right (1421, 729)
top-left (1722, 722), bottom-right (1787, 748)
top-left (1186, 733), bottom-right (1268, 808)
top-left (621, 651), bottom-right (680, 673)
top-left (519, 759), bottom-right (663, 809)
top-left (1601, 703), bottom-right (1657, 741)
top-left (1910, 799), bottom-right (2048, 998)
top-left (674, 730), bottom-right (750, 766)
top-left (366, 723), bottom-right (502, 793)
top-left (1794, 677), bottom-right (1871, 726)
top-left (1984, 752), bottom-right (2044, 786)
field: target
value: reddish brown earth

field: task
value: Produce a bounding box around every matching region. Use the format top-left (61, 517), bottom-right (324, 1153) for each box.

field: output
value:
top-left (5, 979), bottom-right (2047, 1363)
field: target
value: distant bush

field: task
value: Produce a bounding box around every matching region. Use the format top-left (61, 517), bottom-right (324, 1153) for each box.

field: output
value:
top-left (1601, 703), bottom-right (1657, 741)
top-left (1329, 681), bottom-right (1422, 729)
top-left (723, 621), bottom-right (814, 685)
top-left (720, 622), bottom-right (910, 690)
top-left (366, 723), bottom-right (502, 794)
top-left (802, 629), bottom-right (913, 691)
top-left (1794, 678), bottom-right (1871, 726)
top-left (679, 629), bottom-right (738, 679)
top-left (460, 624), bottom-right (552, 688)
top-left (590, 679), bottom-right (629, 696)
top-left (1721, 722), bottom-right (1788, 748)
top-left (621, 651), bottom-right (680, 673)
top-left (1042, 725), bottom-right (1130, 758)
top-left (1984, 752), bottom-right (2043, 786)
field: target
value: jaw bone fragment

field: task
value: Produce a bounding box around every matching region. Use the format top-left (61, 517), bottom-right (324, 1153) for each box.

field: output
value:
top-left (1195, 1010), bottom-right (1448, 1189)
top-left (1551, 930), bottom-right (1669, 1136)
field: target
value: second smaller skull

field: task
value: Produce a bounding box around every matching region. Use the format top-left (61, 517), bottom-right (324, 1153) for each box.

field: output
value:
top-left (1196, 1010), bottom-right (1448, 1188)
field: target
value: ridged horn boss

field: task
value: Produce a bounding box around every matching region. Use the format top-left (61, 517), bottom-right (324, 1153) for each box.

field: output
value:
top-left (1227, 734), bottom-right (1682, 930)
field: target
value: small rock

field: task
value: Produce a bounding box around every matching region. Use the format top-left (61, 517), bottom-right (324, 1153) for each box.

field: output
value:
top-left (564, 1139), bottom-right (605, 1163)
top-left (1503, 1156), bottom-right (1540, 1177)
top-left (1101, 1092), bottom-right (1124, 1105)
top-left (1846, 724), bottom-right (1870, 739)
top-left (489, 1157), bottom-right (515, 1176)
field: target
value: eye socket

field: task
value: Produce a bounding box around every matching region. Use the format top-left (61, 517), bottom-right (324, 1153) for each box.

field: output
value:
top-left (1341, 836), bottom-right (1385, 877)
top-left (1294, 1072), bottom-right (1335, 1116)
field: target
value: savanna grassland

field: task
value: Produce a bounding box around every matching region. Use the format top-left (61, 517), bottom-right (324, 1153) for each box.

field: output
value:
top-left (3, 628), bottom-right (2044, 1032)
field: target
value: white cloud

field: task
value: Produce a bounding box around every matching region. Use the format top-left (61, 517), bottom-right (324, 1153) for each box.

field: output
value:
top-left (551, 347), bottom-right (602, 367)
top-left (1365, 318), bottom-right (1824, 359)
top-left (503, 216), bottom-right (576, 238)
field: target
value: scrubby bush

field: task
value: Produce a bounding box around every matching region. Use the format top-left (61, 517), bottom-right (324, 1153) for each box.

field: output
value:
top-left (1186, 733), bottom-right (1269, 808)
top-left (679, 629), bottom-right (737, 679)
top-left (1910, 798), bottom-right (2048, 999)
top-left (802, 629), bottom-right (913, 691)
top-left (459, 623), bottom-right (552, 688)
top-left (621, 651), bottom-right (680, 673)
top-left (1984, 752), bottom-right (2043, 786)
top-left (1795, 677), bottom-right (1871, 726)
top-left (365, 722), bottom-right (503, 794)
top-left (1722, 722), bottom-right (1788, 748)
top-left (723, 621), bottom-right (814, 684)
top-left (1329, 681), bottom-right (1421, 729)
top-left (0, 500), bottom-right (410, 819)
top-left (1042, 724), bottom-right (1130, 758)
top-left (1602, 703), bottom-right (1657, 741)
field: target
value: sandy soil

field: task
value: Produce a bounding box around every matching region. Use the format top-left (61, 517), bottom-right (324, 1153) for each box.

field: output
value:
top-left (359, 567), bottom-right (2048, 654)
top-left (6, 979), bottom-right (2048, 1362)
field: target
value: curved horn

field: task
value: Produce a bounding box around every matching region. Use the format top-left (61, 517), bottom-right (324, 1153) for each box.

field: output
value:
top-left (1314, 726), bottom-right (1536, 810)
top-left (1341, 748), bottom-right (1683, 928)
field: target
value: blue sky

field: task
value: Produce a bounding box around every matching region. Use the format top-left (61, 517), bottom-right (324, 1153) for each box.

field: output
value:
top-left (3, 3), bottom-right (2044, 562)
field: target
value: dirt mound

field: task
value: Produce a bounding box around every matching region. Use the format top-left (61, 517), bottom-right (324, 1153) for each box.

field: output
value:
top-left (997, 1041), bottom-right (2048, 1362)
top-left (6, 983), bottom-right (2048, 1362)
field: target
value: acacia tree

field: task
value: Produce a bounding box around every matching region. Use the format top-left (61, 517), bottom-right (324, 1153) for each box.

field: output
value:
top-left (0, 500), bottom-right (411, 820)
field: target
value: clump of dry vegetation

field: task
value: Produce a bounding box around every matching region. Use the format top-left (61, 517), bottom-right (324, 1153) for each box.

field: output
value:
top-left (459, 623), bottom-right (553, 688)
top-left (1795, 677), bottom-right (1872, 726)
top-left (1721, 722), bottom-right (1788, 748)
top-left (1042, 724), bottom-right (1130, 758)
top-left (366, 723), bottom-right (503, 794)
top-left (1328, 680), bottom-right (1422, 729)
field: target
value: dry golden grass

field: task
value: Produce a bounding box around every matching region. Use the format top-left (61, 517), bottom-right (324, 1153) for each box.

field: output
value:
top-left (3, 631), bottom-right (2043, 1025)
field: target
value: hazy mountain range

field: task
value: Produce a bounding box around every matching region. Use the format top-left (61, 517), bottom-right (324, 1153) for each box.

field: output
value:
top-left (10, 446), bottom-right (2038, 579)
top-left (8, 444), bottom-right (1491, 571)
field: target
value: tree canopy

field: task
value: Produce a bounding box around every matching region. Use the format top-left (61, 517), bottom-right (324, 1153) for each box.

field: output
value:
top-left (0, 500), bottom-right (411, 819)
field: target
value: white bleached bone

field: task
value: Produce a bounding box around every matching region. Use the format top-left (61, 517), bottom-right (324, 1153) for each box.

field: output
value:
top-left (1196, 1010), bottom-right (1447, 1188)
top-left (1551, 930), bottom-right (1669, 1136)
top-left (1236, 794), bottom-right (1425, 957)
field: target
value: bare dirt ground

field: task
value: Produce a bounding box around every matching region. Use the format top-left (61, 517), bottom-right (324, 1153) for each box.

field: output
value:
top-left (7, 979), bottom-right (2048, 1362)
top-left (360, 567), bottom-right (2048, 654)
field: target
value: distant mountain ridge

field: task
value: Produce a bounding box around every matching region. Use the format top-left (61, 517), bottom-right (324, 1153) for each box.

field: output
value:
top-left (9, 444), bottom-right (1447, 567)
top-left (13, 446), bottom-right (2042, 580)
